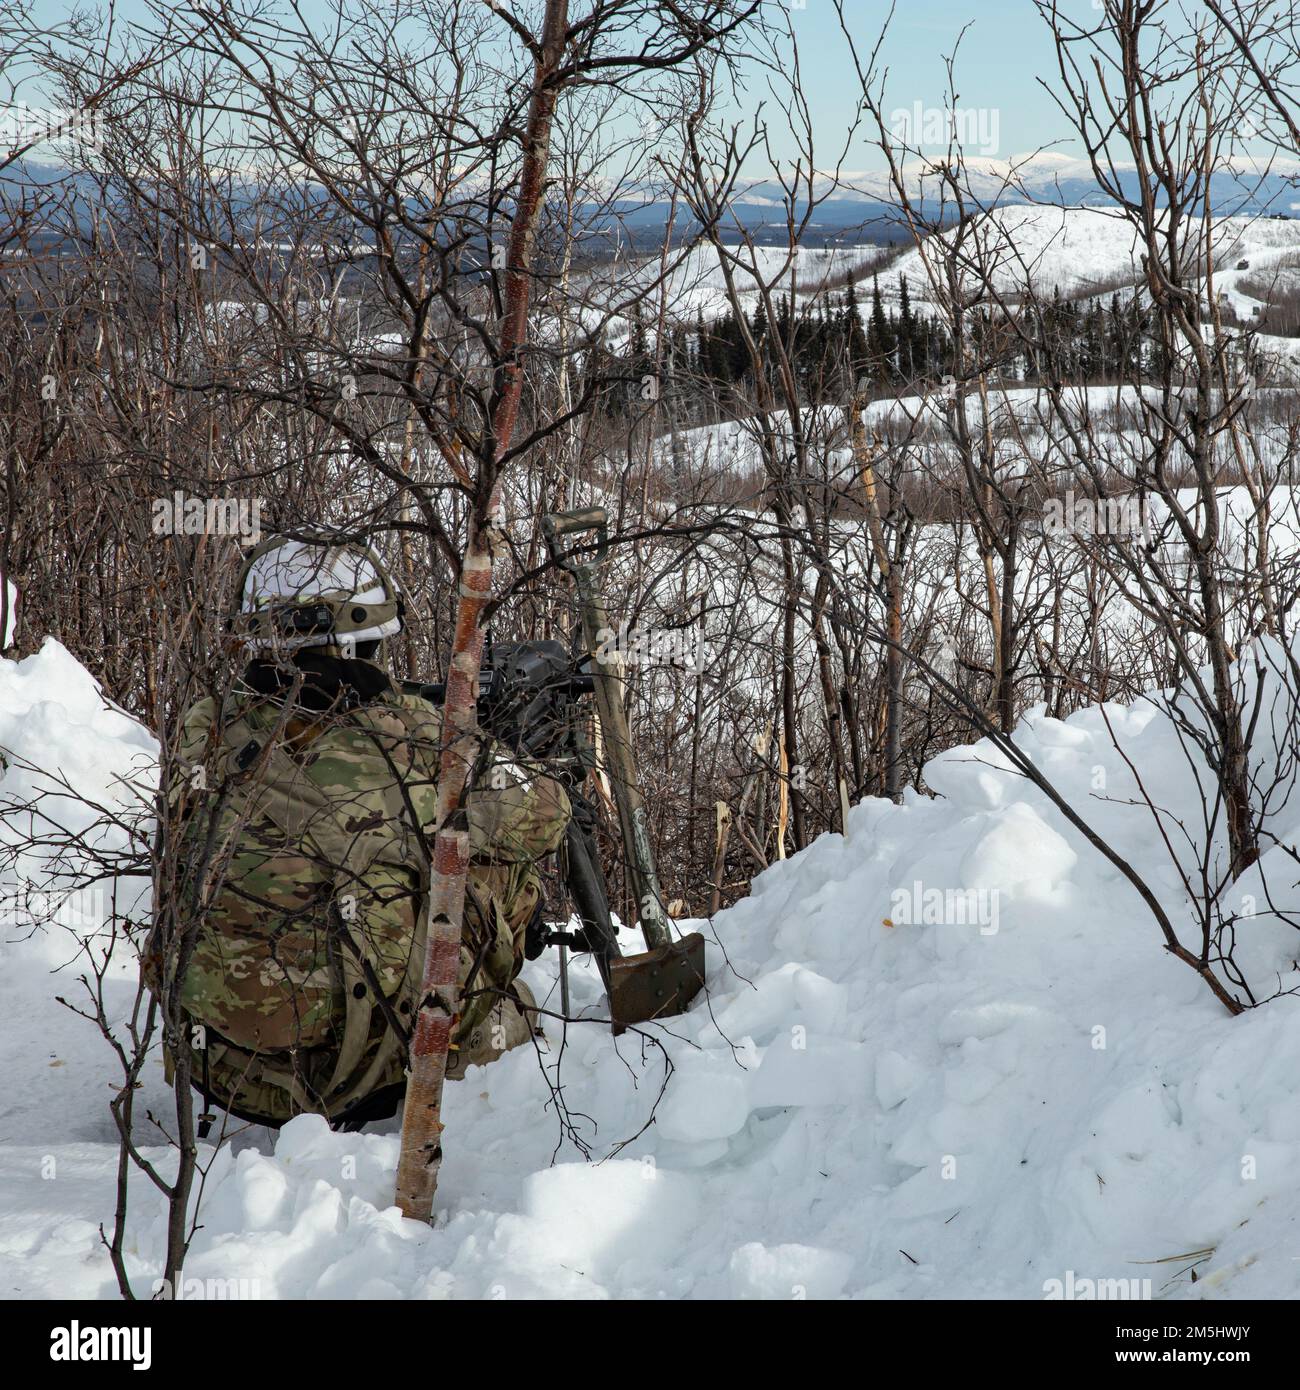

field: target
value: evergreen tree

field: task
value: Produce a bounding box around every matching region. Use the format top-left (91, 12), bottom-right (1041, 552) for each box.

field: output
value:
top-left (897, 275), bottom-right (916, 380)
top-left (750, 297), bottom-right (768, 349)
top-left (844, 280), bottom-right (869, 390)
top-left (720, 310), bottom-right (747, 384)
top-left (868, 274), bottom-right (894, 381)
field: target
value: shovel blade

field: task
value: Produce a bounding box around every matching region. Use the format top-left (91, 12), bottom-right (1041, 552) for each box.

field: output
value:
top-left (607, 931), bottom-right (706, 1034)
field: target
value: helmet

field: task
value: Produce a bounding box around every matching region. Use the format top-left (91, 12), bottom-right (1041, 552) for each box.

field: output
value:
top-left (231, 534), bottom-right (405, 657)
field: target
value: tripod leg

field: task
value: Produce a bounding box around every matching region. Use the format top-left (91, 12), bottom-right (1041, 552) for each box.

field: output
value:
top-left (562, 813), bottom-right (619, 991)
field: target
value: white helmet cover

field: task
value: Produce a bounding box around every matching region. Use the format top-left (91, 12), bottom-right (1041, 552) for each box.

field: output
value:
top-left (235, 537), bottom-right (403, 654)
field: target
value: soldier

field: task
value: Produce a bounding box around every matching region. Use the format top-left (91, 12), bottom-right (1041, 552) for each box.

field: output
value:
top-left (154, 533), bottom-right (570, 1131)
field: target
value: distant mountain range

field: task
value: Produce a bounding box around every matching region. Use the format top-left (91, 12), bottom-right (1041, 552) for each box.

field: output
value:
top-left (7, 151), bottom-right (1300, 251)
top-left (616, 153), bottom-right (1300, 246)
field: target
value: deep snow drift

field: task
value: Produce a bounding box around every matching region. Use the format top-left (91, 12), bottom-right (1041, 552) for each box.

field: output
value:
top-left (3, 636), bottom-right (1300, 1300)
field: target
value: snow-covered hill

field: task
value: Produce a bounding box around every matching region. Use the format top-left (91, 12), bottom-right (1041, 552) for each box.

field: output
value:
top-left (860, 205), bottom-right (1300, 330)
top-left (885, 204), bottom-right (1148, 302)
top-left (626, 206), bottom-right (1300, 335)
top-left (4, 628), bottom-right (1300, 1300)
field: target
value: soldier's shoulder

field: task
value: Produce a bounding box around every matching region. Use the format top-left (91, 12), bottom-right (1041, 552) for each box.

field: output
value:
top-left (181, 696), bottom-right (219, 736)
top-left (392, 687), bottom-right (442, 728)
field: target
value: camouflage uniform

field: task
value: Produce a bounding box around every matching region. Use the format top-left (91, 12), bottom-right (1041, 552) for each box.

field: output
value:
top-left (168, 668), bottom-right (569, 1128)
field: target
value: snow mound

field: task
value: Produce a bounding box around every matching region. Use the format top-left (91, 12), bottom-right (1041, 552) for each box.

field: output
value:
top-left (4, 637), bottom-right (1300, 1299)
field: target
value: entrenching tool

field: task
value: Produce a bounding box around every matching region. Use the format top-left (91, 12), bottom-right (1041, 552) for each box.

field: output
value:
top-left (542, 507), bottom-right (706, 1032)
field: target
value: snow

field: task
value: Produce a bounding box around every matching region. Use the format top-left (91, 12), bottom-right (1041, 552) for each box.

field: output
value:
top-left (890, 204), bottom-right (1147, 302)
top-left (4, 632), bottom-right (1300, 1299)
top-left (625, 206), bottom-right (1300, 337)
top-left (878, 206), bottom-right (1300, 319)
top-left (1, 579), bottom-right (15, 646)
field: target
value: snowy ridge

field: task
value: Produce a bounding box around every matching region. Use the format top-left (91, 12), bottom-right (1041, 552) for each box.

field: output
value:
top-left (4, 638), bottom-right (1300, 1298)
top-left (635, 207), bottom-right (1300, 331)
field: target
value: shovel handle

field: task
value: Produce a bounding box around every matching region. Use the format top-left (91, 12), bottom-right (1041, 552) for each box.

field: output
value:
top-left (543, 507), bottom-right (608, 573)
top-left (544, 505), bottom-right (672, 955)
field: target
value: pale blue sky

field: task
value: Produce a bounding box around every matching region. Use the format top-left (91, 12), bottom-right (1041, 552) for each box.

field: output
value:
top-left (16, 0), bottom-right (1135, 169)
top-left (763, 0), bottom-right (1074, 166)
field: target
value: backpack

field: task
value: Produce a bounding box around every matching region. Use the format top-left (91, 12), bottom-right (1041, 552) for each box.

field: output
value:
top-left (150, 671), bottom-right (568, 1128)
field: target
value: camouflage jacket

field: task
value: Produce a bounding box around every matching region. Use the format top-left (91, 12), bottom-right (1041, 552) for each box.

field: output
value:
top-left (166, 662), bottom-right (569, 1124)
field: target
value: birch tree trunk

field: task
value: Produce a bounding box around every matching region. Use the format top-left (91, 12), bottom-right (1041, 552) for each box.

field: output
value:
top-left (395, 0), bottom-right (570, 1223)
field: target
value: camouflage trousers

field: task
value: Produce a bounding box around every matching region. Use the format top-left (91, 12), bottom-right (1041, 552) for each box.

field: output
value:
top-left (167, 859), bottom-right (548, 1128)
top-left (181, 977), bottom-right (539, 1130)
